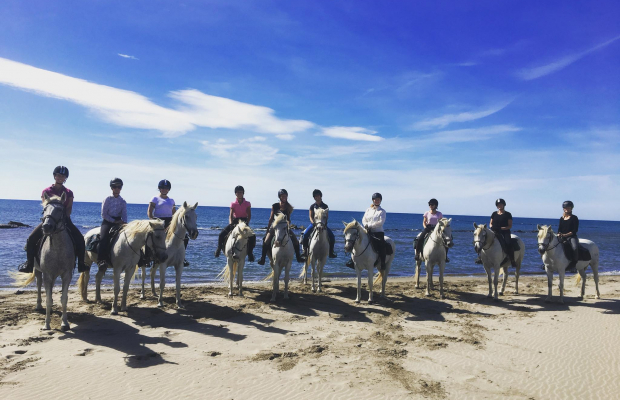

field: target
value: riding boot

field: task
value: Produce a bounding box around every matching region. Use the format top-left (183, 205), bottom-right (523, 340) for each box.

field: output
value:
top-left (257, 232), bottom-right (272, 265)
top-left (183, 234), bottom-right (190, 266)
top-left (378, 241), bottom-right (387, 271)
top-left (328, 236), bottom-right (337, 258)
top-left (66, 217), bottom-right (87, 273)
top-left (567, 238), bottom-right (578, 273)
top-left (345, 259), bottom-right (355, 269)
top-left (508, 247), bottom-right (517, 269)
top-left (291, 232), bottom-right (306, 263)
top-left (19, 224), bottom-right (44, 273)
top-left (474, 255), bottom-right (483, 264)
top-left (247, 235), bottom-right (256, 262)
top-left (445, 247), bottom-right (450, 263)
top-left (214, 231), bottom-right (225, 258)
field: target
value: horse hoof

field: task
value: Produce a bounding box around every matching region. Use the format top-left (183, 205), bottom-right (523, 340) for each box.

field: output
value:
top-left (35, 307), bottom-right (44, 312)
top-left (61, 325), bottom-right (70, 332)
top-left (414, 285), bottom-right (420, 289)
top-left (595, 295), bottom-right (600, 299)
top-left (425, 292), bottom-right (431, 297)
top-left (157, 303), bottom-right (164, 308)
top-left (440, 295), bottom-right (446, 300)
top-left (354, 299), bottom-right (360, 304)
top-left (139, 295), bottom-right (146, 300)
top-left (41, 326), bottom-right (51, 331)
top-left (498, 292), bottom-right (504, 296)
top-left (110, 310), bottom-right (118, 316)
top-left (493, 298), bottom-right (500, 302)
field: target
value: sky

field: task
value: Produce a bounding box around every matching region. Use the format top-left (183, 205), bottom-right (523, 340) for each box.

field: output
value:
top-left (0, 1), bottom-right (619, 220)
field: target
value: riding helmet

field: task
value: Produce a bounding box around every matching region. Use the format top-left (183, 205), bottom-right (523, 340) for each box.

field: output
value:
top-left (110, 178), bottom-right (123, 188)
top-left (158, 179), bottom-right (171, 190)
top-left (495, 198), bottom-right (506, 206)
top-left (278, 189), bottom-right (288, 198)
top-left (372, 192), bottom-right (382, 200)
top-left (428, 198), bottom-right (439, 206)
top-left (234, 185), bottom-right (245, 194)
top-left (53, 165), bottom-right (69, 178)
top-left (312, 189), bottom-right (322, 198)
top-left (562, 200), bottom-right (574, 209)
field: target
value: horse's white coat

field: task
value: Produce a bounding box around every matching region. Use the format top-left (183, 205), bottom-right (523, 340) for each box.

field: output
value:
top-left (219, 221), bottom-right (254, 297)
top-left (343, 220), bottom-right (395, 303)
top-left (537, 225), bottom-right (600, 303)
top-left (473, 223), bottom-right (524, 300)
top-left (300, 208), bottom-right (329, 292)
top-left (268, 214), bottom-right (295, 302)
top-left (414, 218), bottom-right (454, 299)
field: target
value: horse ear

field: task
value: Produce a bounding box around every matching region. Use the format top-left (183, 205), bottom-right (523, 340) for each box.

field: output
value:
top-left (193, 202), bottom-right (198, 209)
top-left (447, 218), bottom-right (452, 223)
top-left (43, 192), bottom-right (50, 202)
top-left (183, 201), bottom-right (188, 208)
top-left (537, 224), bottom-right (542, 230)
top-left (60, 192), bottom-right (66, 203)
top-left (342, 221), bottom-right (348, 227)
top-left (473, 222), bottom-right (478, 229)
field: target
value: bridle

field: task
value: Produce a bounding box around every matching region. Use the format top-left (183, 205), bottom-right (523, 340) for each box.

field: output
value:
top-left (273, 222), bottom-right (289, 247)
top-left (41, 200), bottom-right (66, 236)
top-left (431, 225), bottom-right (452, 247)
top-left (538, 230), bottom-right (562, 253)
top-left (311, 221), bottom-right (326, 241)
top-left (345, 227), bottom-right (370, 257)
top-left (473, 228), bottom-right (493, 253)
top-left (228, 228), bottom-right (248, 258)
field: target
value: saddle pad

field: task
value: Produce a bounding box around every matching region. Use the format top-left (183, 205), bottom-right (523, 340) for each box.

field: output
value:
top-left (85, 225), bottom-right (123, 253)
top-left (562, 241), bottom-right (591, 261)
top-left (369, 236), bottom-right (393, 255)
top-left (511, 238), bottom-right (520, 251)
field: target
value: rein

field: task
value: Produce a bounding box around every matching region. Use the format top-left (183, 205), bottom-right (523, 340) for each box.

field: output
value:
top-left (346, 228), bottom-right (371, 258)
top-left (41, 201), bottom-right (67, 238)
top-left (473, 229), bottom-right (494, 252)
top-left (539, 232), bottom-right (562, 253)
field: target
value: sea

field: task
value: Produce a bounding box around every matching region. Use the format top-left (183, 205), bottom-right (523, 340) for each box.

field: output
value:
top-left (1, 199), bottom-right (619, 288)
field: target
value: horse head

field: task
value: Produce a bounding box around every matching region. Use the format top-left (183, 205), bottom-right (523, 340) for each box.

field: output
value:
top-left (41, 192), bottom-right (66, 236)
top-left (537, 224), bottom-right (555, 255)
top-left (314, 208), bottom-right (328, 233)
top-left (181, 201), bottom-right (199, 240)
top-left (272, 213), bottom-right (289, 247)
top-left (343, 219), bottom-right (362, 253)
top-left (230, 221), bottom-right (255, 259)
top-left (472, 222), bottom-right (488, 254)
top-left (438, 218), bottom-right (454, 248)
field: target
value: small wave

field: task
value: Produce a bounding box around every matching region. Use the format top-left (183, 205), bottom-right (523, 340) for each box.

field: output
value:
top-left (600, 270), bottom-right (620, 276)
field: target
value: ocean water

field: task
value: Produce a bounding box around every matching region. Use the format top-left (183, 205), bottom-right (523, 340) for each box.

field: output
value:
top-left (1, 199), bottom-right (619, 288)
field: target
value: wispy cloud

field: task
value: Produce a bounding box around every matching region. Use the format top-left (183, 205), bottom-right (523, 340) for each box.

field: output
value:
top-left (118, 53), bottom-right (138, 60)
top-left (426, 124), bottom-right (521, 144)
top-left (201, 137), bottom-right (278, 165)
top-left (318, 126), bottom-right (384, 142)
top-left (411, 101), bottom-right (512, 130)
top-left (0, 57), bottom-right (314, 138)
top-left (517, 35), bottom-right (620, 81)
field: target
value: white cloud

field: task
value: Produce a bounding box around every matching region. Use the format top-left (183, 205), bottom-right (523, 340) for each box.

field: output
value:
top-left (517, 35), bottom-right (620, 81)
top-left (201, 137), bottom-right (279, 165)
top-left (318, 126), bottom-right (384, 142)
top-left (0, 57), bottom-right (314, 138)
top-left (118, 53), bottom-right (138, 60)
top-left (276, 134), bottom-right (295, 140)
top-left (411, 101), bottom-right (512, 130)
top-left (427, 124), bottom-right (521, 144)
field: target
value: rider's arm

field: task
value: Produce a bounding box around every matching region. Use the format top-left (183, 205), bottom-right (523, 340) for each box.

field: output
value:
top-left (65, 197), bottom-right (74, 217)
top-left (228, 207), bottom-right (234, 225)
top-left (267, 209), bottom-right (275, 228)
top-left (120, 201), bottom-right (127, 224)
top-left (147, 202), bottom-right (155, 219)
top-left (308, 208), bottom-right (313, 224)
top-left (503, 219), bottom-right (513, 231)
top-left (423, 213), bottom-right (428, 228)
top-left (246, 205), bottom-right (251, 224)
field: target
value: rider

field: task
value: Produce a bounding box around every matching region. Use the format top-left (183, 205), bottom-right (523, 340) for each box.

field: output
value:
top-left (415, 198), bottom-right (449, 262)
top-left (362, 192), bottom-right (387, 271)
top-left (147, 179), bottom-right (189, 266)
top-left (97, 178), bottom-right (128, 267)
top-left (558, 200), bottom-right (579, 273)
top-left (257, 189), bottom-right (305, 265)
top-left (18, 166), bottom-right (87, 273)
top-left (301, 189), bottom-right (337, 259)
top-left (214, 185), bottom-right (256, 262)
top-left (489, 198), bottom-right (517, 268)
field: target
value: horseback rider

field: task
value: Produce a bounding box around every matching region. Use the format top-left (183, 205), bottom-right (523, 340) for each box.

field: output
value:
top-left (147, 179), bottom-right (189, 266)
top-left (558, 200), bottom-right (579, 273)
top-left (363, 192), bottom-right (387, 271)
top-left (415, 198), bottom-right (449, 262)
top-left (214, 185), bottom-right (256, 262)
top-left (489, 198), bottom-right (517, 268)
top-left (18, 166), bottom-right (87, 273)
top-left (97, 178), bottom-right (127, 267)
top-left (257, 189), bottom-right (305, 265)
top-left (301, 189), bottom-right (337, 259)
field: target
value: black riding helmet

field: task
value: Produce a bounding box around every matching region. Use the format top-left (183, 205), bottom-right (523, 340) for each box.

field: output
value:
top-left (234, 185), bottom-right (245, 193)
top-left (158, 179), bottom-right (171, 190)
top-left (110, 178), bottom-right (123, 187)
top-left (372, 192), bottom-right (382, 200)
top-left (53, 166), bottom-right (69, 178)
top-left (495, 198), bottom-right (506, 206)
top-left (278, 189), bottom-right (288, 198)
top-left (428, 198), bottom-right (438, 206)
top-left (562, 200), bottom-right (574, 209)
top-left (312, 189), bottom-right (322, 198)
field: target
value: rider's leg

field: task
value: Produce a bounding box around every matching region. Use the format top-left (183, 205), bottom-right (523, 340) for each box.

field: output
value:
top-left (19, 223), bottom-right (43, 273)
top-left (302, 224), bottom-right (313, 255)
top-left (504, 231), bottom-right (517, 268)
top-left (215, 223), bottom-right (235, 257)
top-left (375, 232), bottom-right (387, 271)
top-left (257, 230), bottom-right (273, 265)
top-left (290, 231), bottom-right (306, 263)
top-left (567, 236), bottom-right (579, 273)
top-left (97, 220), bottom-right (115, 266)
top-left (65, 217), bottom-right (86, 272)
top-left (327, 227), bottom-right (337, 258)
top-left (247, 234), bottom-right (256, 262)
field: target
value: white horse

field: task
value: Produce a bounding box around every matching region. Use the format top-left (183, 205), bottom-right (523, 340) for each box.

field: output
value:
top-left (343, 220), bottom-right (395, 303)
top-left (79, 219), bottom-right (168, 314)
top-left (414, 218), bottom-right (454, 299)
top-left (217, 221), bottom-right (255, 297)
top-left (13, 193), bottom-right (75, 331)
top-left (299, 208), bottom-right (329, 292)
top-left (264, 213), bottom-right (295, 302)
top-left (473, 223), bottom-right (525, 300)
top-left (537, 224), bottom-right (600, 303)
top-left (147, 202), bottom-right (199, 309)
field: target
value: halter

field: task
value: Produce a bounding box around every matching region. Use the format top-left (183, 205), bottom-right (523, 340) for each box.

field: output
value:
top-left (538, 230), bottom-right (562, 253)
top-left (473, 228), bottom-right (494, 252)
top-left (41, 200), bottom-right (66, 236)
top-left (345, 227), bottom-right (371, 257)
top-left (273, 221), bottom-right (289, 247)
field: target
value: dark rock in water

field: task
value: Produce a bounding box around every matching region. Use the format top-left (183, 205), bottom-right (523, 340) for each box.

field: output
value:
top-left (0, 221), bottom-right (30, 229)
top-left (9, 221), bottom-right (29, 227)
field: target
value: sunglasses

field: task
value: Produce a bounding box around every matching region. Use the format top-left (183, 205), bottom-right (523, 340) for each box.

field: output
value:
top-left (111, 185), bottom-right (122, 189)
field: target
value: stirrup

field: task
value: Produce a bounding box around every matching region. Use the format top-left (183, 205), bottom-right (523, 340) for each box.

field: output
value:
top-left (18, 262), bottom-right (32, 274)
top-left (345, 259), bottom-right (355, 269)
top-left (329, 252), bottom-right (337, 258)
top-left (183, 259), bottom-right (190, 267)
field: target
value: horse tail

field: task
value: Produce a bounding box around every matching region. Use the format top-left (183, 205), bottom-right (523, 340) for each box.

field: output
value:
top-left (575, 273), bottom-right (582, 287)
top-left (263, 269), bottom-right (274, 282)
top-left (373, 270), bottom-right (385, 286)
top-left (298, 258), bottom-right (308, 280)
top-left (10, 271), bottom-right (35, 287)
top-left (217, 264), bottom-right (230, 282)
top-left (78, 272), bottom-right (87, 298)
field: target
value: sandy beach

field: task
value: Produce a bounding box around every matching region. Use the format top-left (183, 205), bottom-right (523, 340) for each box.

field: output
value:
top-left (1, 274), bottom-right (618, 399)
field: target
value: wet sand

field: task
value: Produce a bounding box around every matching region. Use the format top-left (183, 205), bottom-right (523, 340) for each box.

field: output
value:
top-left (1, 274), bottom-right (619, 399)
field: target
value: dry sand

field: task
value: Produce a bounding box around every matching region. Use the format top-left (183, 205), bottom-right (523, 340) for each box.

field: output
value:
top-left (1, 274), bottom-right (619, 399)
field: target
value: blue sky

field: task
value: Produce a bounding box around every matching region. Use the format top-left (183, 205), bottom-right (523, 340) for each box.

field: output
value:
top-left (0, 1), bottom-right (619, 220)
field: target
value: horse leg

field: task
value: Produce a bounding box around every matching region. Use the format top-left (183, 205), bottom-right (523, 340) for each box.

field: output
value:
top-left (578, 269), bottom-right (587, 300)
top-left (95, 266), bottom-right (106, 303)
top-left (151, 264), bottom-right (158, 297)
top-left (175, 265), bottom-right (184, 308)
top-left (438, 262), bottom-right (445, 300)
top-left (355, 267), bottom-right (362, 303)
top-left (111, 268), bottom-right (121, 315)
top-left (484, 264), bottom-right (493, 298)
top-left (367, 266), bottom-right (374, 303)
top-left (317, 259), bottom-right (324, 293)
top-left (140, 266), bottom-right (146, 300)
top-left (514, 265), bottom-right (521, 295)
top-left (545, 268), bottom-right (553, 302)
top-left (425, 264), bottom-right (433, 297)
top-left (271, 264), bottom-right (280, 302)
top-left (43, 274), bottom-right (54, 330)
top-left (60, 270), bottom-right (72, 331)
top-left (493, 265), bottom-right (500, 301)
top-left (414, 259), bottom-right (421, 289)
top-left (157, 265), bottom-right (166, 307)
top-left (80, 271), bottom-right (90, 301)
top-left (283, 263), bottom-right (291, 300)
top-left (238, 259), bottom-right (244, 297)
top-left (381, 264), bottom-right (390, 298)
top-left (591, 260), bottom-right (600, 299)
top-left (558, 270), bottom-right (565, 304)
top-left (311, 257), bottom-right (317, 293)
top-left (35, 270), bottom-right (43, 311)
top-left (227, 258), bottom-right (234, 297)
top-left (499, 265), bottom-right (508, 296)
top-left (121, 265), bottom-right (135, 312)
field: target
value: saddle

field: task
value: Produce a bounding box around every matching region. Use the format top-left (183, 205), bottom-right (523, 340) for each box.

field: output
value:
top-left (496, 236), bottom-right (520, 267)
top-left (85, 224), bottom-right (123, 255)
top-left (413, 231), bottom-right (433, 253)
top-left (561, 241), bottom-right (591, 262)
top-left (369, 235), bottom-right (393, 256)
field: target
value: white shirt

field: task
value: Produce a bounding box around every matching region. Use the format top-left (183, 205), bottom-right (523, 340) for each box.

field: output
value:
top-left (362, 205), bottom-right (386, 233)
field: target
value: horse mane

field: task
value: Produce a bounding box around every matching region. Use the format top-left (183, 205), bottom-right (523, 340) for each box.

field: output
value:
top-left (42, 195), bottom-right (63, 207)
top-left (538, 225), bottom-right (553, 239)
top-left (235, 221), bottom-right (254, 238)
top-left (473, 223), bottom-right (487, 236)
top-left (166, 205), bottom-right (189, 241)
top-left (123, 219), bottom-right (163, 241)
top-left (272, 212), bottom-right (288, 228)
top-left (344, 220), bottom-right (366, 234)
